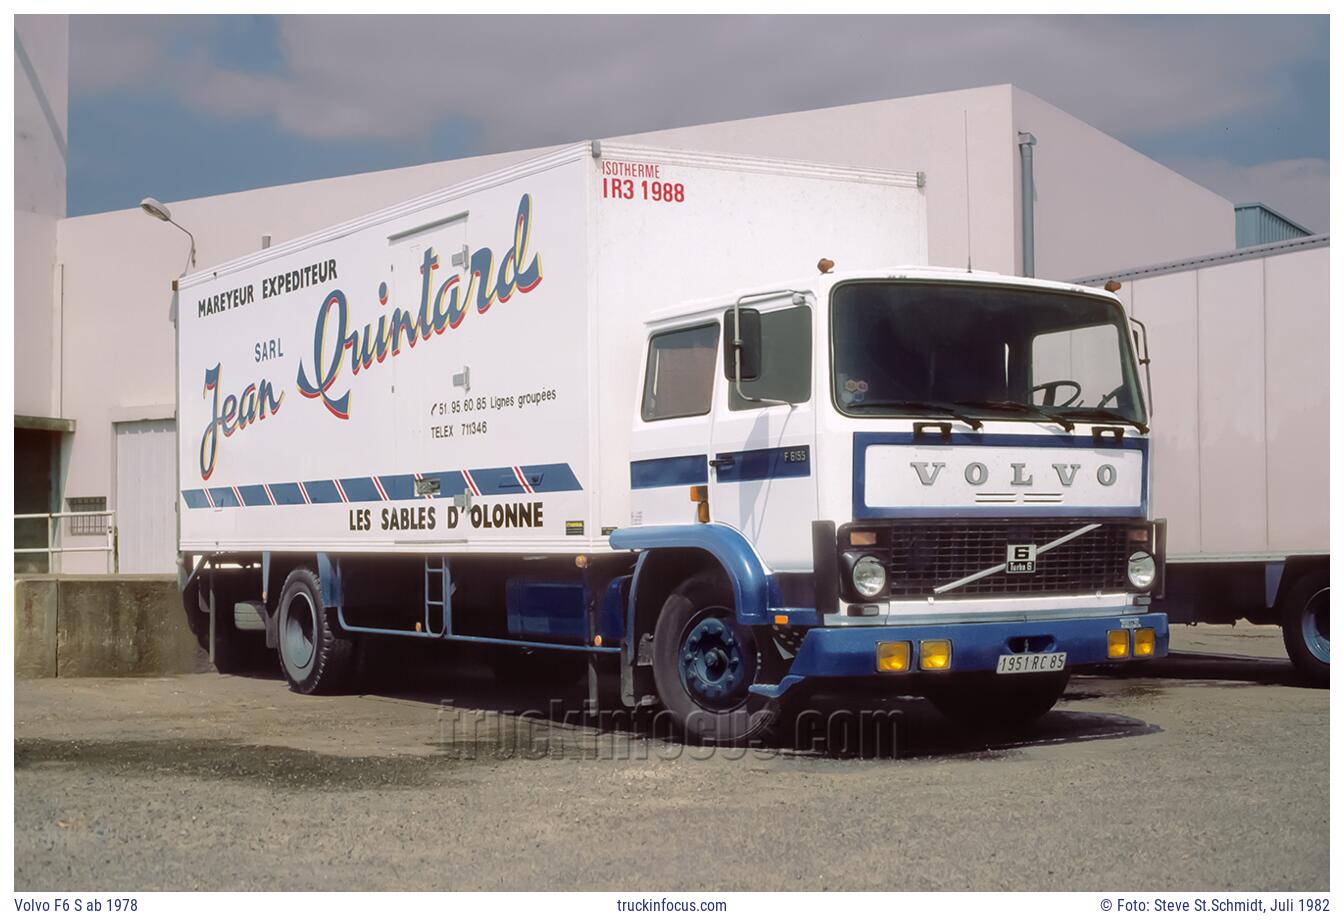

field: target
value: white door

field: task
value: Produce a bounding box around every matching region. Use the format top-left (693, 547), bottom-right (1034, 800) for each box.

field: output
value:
top-left (115, 418), bottom-right (177, 573)
top-left (709, 302), bottom-right (818, 570)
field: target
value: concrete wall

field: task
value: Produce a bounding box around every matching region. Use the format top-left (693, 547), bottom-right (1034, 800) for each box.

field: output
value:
top-left (14, 15), bottom-right (68, 420)
top-left (1011, 88), bottom-right (1235, 281)
top-left (15, 575), bottom-right (208, 678)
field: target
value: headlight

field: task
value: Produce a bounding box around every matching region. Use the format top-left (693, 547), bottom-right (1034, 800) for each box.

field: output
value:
top-left (852, 555), bottom-right (887, 598)
top-left (1127, 550), bottom-right (1156, 590)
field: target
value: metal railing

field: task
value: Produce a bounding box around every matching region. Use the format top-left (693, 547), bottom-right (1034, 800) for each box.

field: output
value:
top-left (14, 510), bottom-right (118, 573)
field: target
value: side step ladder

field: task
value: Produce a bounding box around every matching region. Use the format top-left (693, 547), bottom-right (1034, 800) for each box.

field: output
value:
top-left (424, 556), bottom-right (451, 637)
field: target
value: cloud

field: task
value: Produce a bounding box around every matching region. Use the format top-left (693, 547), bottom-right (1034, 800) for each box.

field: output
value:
top-left (71, 14), bottom-right (1327, 154)
top-left (1160, 156), bottom-right (1329, 234)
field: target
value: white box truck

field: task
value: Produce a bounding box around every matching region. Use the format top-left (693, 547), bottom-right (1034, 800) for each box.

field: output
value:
top-left (175, 142), bottom-right (1169, 743)
top-left (1077, 237), bottom-right (1330, 685)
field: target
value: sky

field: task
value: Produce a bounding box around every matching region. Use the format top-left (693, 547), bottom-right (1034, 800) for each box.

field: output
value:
top-left (66, 14), bottom-right (1329, 231)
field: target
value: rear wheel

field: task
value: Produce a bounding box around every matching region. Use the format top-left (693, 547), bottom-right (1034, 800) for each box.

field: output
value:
top-left (651, 573), bottom-right (779, 745)
top-left (930, 671), bottom-right (1070, 731)
top-left (276, 567), bottom-right (356, 694)
top-left (1281, 571), bottom-right (1329, 687)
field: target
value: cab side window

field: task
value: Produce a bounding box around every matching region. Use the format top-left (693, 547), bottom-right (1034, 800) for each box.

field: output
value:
top-left (641, 323), bottom-right (720, 421)
top-left (728, 304), bottom-right (812, 410)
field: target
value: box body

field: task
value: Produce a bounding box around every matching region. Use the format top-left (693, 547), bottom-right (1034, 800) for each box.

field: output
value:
top-left (175, 144), bottom-right (926, 557)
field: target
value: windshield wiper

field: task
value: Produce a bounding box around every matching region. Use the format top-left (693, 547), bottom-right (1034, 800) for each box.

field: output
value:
top-left (1057, 406), bottom-right (1149, 434)
top-left (954, 400), bottom-right (1075, 433)
top-left (849, 399), bottom-right (983, 431)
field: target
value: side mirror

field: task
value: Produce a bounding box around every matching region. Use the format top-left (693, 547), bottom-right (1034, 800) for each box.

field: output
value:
top-left (722, 307), bottom-right (762, 382)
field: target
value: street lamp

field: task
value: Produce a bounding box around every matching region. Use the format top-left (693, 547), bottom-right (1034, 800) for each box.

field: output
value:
top-left (139, 196), bottom-right (197, 275)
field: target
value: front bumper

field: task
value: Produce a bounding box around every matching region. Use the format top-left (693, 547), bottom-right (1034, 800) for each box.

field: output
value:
top-left (751, 611), bottom-right (1168, 699)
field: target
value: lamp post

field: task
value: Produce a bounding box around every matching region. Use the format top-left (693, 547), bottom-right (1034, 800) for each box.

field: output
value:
top-left (139, 197), bottom-right (197, 275)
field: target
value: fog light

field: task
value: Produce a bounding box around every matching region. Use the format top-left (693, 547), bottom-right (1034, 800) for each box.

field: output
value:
top-left (852, 555), bottom-right (886, 598)
top-left (876, 641), bottom-right (910, 673)
top-left (1107, 629), bottom-right (1130, 659)
top-left (1127, 551), bottom-right (1156, 590)
top-left (1134, 627), bottom-right (1156, 657)
top-left (920, 639), bottom-right (952, 671)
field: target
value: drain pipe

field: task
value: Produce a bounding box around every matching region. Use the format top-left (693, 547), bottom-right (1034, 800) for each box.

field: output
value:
top-left (1017, 131), bottom-right (1037, 277)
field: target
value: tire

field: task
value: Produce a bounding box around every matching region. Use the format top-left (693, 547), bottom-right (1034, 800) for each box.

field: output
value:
top-left (1280, 571), bottom-right (1329, 688)
top-left (181, 581), bottom-right (268, 674)
top-left (275, 567), bottom-right (356, 694)
top-left (651, 573), bottom-right (779, 745)
top-left (930, 670), bottom-right (1070, 732)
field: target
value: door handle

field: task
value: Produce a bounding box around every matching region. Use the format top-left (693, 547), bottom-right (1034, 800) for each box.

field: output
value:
top-left (709, 456), bottom-right (735, 470)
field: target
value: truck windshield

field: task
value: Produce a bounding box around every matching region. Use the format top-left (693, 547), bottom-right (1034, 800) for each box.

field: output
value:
top-left (830, 281), bottom-right (1147, 425)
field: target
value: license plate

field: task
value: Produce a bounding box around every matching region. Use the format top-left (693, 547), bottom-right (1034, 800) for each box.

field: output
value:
top-left (996, 652), bottom-right (1067, 674)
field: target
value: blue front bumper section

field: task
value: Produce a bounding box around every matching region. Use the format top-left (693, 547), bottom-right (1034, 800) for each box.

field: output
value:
top-left (750, 612), bottom-right (1169, 699)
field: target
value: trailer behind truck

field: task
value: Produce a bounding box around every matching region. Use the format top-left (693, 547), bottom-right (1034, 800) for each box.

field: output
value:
top-left (176, 143), bottom-right (1168, 742)
top-left (1079, 236), bottom-right (1330, 685)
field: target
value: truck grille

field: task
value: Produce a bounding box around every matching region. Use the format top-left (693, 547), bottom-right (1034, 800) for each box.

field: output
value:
top-left (861, 519), bottom-right (1133, 598)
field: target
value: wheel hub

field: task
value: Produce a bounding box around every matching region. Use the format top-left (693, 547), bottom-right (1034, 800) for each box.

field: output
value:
top-left (679, 613), bottom-right (753, 709)
top-left (282, 594), bottom-right (316, 671)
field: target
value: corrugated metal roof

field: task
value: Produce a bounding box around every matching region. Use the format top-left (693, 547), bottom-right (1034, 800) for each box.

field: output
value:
top-left (1234, 202), bottom-right (1313, 248)
top-left (1073, 233), bottom-right (1329, 287)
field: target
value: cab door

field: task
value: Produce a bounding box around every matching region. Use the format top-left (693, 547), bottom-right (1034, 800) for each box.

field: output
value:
top-left (628, 321), bottom-right (720, 528)
top-left (709, 301), bottom-right (818, 570)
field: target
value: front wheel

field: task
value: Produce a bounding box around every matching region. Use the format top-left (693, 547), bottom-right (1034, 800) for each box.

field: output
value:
top-left (651, 574), bottom-right (778, 745)
top-left (276, 567), bottom-right (356, 694)
top-left (929, 671), bottom-right (1070, 731)
top-left (1281, 572), bottom-right (1329, 687)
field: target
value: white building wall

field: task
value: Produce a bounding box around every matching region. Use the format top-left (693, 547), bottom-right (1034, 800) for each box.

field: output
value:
top-left (14, 14), bottom-right (68, 420)
top-left (1010, 88), bottom-right (1235, 281)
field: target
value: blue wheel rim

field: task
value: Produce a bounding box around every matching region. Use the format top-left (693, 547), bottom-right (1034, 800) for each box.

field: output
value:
top-left (678, 608), bottom-right (754, 712)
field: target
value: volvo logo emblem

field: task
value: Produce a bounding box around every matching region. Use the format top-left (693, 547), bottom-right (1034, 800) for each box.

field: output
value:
top-left (910, 461), bottom-right (1117, 487)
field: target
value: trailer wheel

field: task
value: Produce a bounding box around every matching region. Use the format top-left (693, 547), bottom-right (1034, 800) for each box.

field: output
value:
top-left (276, 567), bottom-right (356, 694)
top-left (930, 671), bottom-right (1070, 732)
top-left (1280, 571), bottom-right (1329, 687)
top-left (651, 573), bottom-right (777, 745)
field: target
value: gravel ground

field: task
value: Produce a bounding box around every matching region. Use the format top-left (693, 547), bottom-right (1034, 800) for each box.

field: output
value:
top-left (14, 627), bottom-right (1327, 891)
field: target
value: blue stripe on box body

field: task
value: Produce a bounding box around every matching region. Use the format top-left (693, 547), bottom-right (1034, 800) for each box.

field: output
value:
top-left (268, 482), bottom-right (306, 505)
top-left (207, 487), bottom-right (240, 508)
top-left (183, 462), bottom-right (584, 509)
top-left (237, 484), bottom-right (272, 507)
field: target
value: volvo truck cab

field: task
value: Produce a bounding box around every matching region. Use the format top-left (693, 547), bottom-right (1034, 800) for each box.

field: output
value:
top-left (616, 266), bottom-right (1167, 742)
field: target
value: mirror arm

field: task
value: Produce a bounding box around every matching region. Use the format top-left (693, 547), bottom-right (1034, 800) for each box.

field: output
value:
top-left (1129, 315), bottom-right (1154, 415)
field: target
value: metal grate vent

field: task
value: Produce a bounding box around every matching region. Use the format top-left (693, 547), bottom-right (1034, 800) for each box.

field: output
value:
top-left (66, 496), bottom-right (108, 536)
